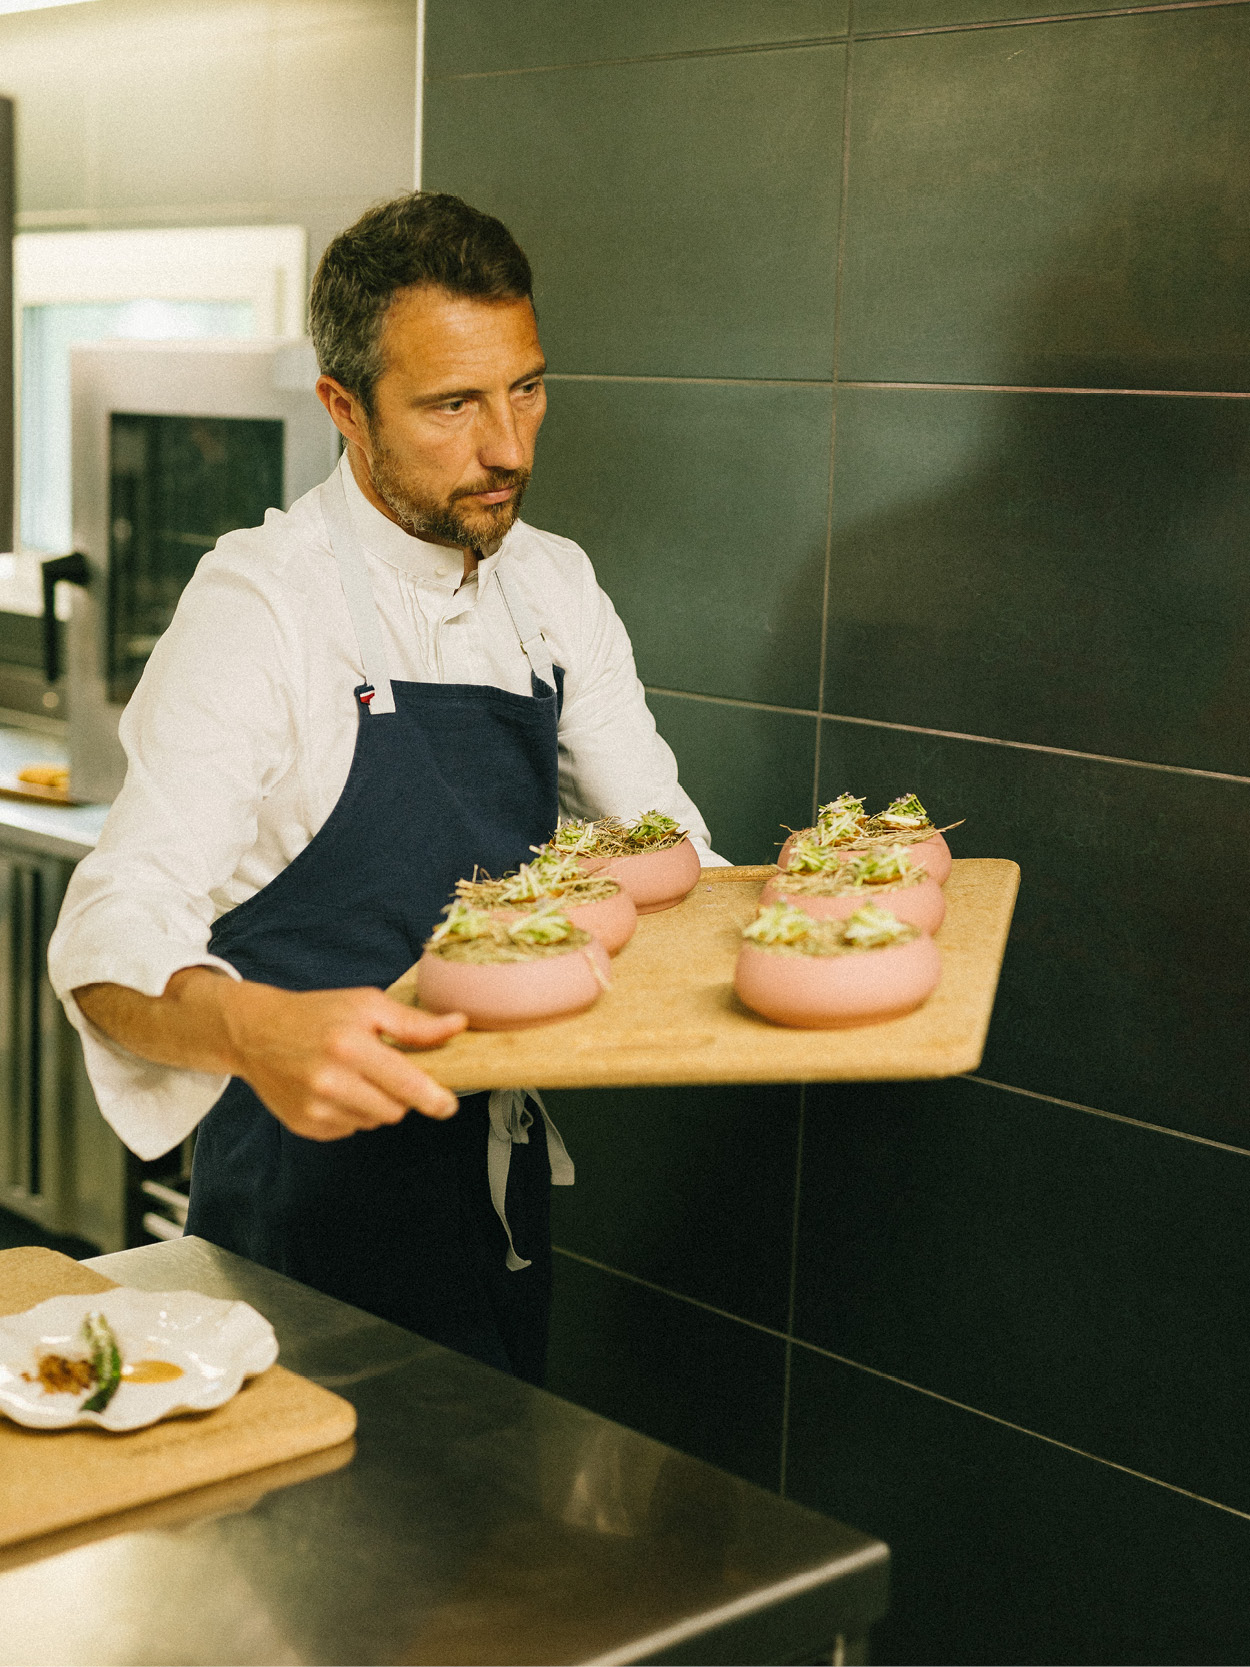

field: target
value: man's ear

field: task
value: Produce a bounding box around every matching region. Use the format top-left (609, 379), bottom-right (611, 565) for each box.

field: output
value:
top-left (316, 375), bottom-right (370, 452)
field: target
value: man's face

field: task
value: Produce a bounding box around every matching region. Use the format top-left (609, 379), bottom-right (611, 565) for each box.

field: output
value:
top-left (357, 286), bottom-right (546, 550)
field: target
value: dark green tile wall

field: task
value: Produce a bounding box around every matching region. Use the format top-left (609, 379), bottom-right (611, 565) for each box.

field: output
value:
top-left (545, 1083), bottom-right (801, 1329)
top-left (425, 45), bottom-right (845, 378)
top-left (785, 1346), bottom-right (1250, 1667)
top-left (546, 1253), bottom-right (787, 1491)
top-left (427, 0), bottom-right (849, 74)
top-left (838, 10), bottom-right (1250, 389)
top-left (426, 2), bottom-right (1250, 1659)
top-left (794, 1077), bottom-right (1250, 1512)
top-left (648, 694), bottom-right (817, 864)
top-left (823, 388), bottom-right (1250, 774)
top-left (526, 379), bottom-right (833, 709)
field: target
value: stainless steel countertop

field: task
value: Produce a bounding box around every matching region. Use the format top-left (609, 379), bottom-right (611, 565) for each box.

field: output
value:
top-left (1, 1238), bottom-right (888, 1666)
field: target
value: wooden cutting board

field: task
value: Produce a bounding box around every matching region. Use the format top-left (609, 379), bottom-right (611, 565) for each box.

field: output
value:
top-left (387, 858), bottom-right (1020, 1087)
top-left (0, 1247), bottom-right (357, 1550)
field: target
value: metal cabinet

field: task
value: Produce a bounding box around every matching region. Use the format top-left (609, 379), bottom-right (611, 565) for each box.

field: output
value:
top-left (0, 842), bottom-right (127, 1250)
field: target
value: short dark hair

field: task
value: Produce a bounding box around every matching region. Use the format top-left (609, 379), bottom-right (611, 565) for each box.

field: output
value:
top-left (309, 192), bottom-right (533, 414)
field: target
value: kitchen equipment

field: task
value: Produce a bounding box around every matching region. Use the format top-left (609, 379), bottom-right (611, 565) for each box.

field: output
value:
top-left (45, 338), bottom-right (339, 802)
top-left (387, 857), bottom-right (1020, 1087)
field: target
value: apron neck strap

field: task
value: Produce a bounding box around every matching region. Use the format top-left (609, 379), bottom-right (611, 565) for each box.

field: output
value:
top-left (322, 462), bottom-right (554, 706)
top-left (321, 466), bottom-right (397, 715)
top-left (494, 560), bottom-right (555, 692)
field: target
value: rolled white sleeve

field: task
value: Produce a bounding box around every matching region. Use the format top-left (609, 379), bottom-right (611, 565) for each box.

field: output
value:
top-left (48, 552), bottom-right (299, 1160)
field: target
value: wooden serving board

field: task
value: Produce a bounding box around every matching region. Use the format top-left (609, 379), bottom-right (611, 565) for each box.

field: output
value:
top-left (388, 857), bottom-right (1020, 1088)
top-left (0, 1247), bottom-right (357, 1551)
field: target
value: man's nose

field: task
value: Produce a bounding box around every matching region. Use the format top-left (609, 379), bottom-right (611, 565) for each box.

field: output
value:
top-left (477, 401), bottom-right (527, 471)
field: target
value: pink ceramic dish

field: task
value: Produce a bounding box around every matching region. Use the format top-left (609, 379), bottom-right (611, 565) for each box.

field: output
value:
top-left (778, 829), bottom-right (952, 885)
top-left (761, 872), bottom-right (946, 934)
top-left (734, 934), bottom-right (941, 1029)
top-left (491, 888), bottom-right (637, 955)
top-left (580, 836), bottom-right (702, 914)
top-left (908, 832), bottom-right (951, 885)
top-left (416, 937), bottom-right (611, 1030)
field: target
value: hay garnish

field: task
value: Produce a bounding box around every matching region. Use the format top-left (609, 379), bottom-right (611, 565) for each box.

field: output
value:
top-left (542, 809), bottom-right (686, 859)
top-left (456, 853), bottom-right (621, 911)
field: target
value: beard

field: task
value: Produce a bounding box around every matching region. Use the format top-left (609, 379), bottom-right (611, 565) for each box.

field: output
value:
top-left (365, 425), bottom-right (530, 551)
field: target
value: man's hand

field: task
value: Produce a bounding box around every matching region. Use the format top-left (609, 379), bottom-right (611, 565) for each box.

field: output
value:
top-left (75, 970), bottom-right (467, 1141)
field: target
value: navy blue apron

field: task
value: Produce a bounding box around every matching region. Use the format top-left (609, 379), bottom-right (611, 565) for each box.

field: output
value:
top-left (185, 468), bottom-right (567, 1384)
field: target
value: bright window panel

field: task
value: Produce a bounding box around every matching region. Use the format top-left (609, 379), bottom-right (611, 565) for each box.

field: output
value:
top-left (20, 299), bottom-right (254, 554)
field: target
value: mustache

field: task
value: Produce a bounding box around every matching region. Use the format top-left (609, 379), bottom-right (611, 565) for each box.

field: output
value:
top-left (451, 467), bottom-right (530, 501)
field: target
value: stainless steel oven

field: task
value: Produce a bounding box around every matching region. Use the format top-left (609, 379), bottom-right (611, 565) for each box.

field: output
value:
top-left (45, 338), bottom-right (338, 801)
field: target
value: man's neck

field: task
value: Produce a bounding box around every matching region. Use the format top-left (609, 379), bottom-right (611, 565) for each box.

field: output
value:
top-left (345, 442), bottom-right (478, 579)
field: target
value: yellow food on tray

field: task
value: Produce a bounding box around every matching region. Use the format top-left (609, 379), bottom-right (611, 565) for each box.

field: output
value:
top-left (17, 764), bottom-right (69, 790)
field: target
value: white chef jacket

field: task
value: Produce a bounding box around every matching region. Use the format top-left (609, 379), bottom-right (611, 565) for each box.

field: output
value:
top-left (48, 454), bottom-right (724, 1162)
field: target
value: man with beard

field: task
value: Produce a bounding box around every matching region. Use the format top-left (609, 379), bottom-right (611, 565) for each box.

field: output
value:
top-left (48, 193), bottom-right (717, 1383)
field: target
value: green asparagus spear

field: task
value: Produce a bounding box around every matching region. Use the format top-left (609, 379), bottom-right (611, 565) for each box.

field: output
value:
top-left (80, 1313), bottom-right (122, 1412)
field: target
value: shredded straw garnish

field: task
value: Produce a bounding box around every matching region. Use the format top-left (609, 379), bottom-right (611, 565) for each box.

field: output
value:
top-left (543, 809), bottom-right (686, 859)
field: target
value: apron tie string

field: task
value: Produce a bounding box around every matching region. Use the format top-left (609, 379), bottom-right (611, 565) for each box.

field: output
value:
top-left (487, 1088), bottom-right (574, 1271)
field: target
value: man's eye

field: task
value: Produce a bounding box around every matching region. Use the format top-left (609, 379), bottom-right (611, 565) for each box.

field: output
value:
top-left (517, 382), bottom-right (542, 398)
top-left (438, 399), bottom-right (467, 413)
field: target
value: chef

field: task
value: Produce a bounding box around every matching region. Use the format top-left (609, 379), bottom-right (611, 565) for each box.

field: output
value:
top-left (48, 191), bottom-right (721, 1385)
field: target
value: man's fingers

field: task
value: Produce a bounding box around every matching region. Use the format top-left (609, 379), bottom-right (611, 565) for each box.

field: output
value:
top-left (362, 1038), bottom-right (459, 1119)
top-left (304, 1064), bottom-right (412, 1128)
top-left (293, 1102), bottom-right (374, 1142)
top-left (372, 996), bottom-right (467, 1049)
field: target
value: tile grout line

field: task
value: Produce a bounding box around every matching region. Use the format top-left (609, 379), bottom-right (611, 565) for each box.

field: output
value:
top-left (788, 1336), bottom-right (1250, 1525)
top-left (853, 0), bottom-right (1250, 42)
top-left (428, 35), bottom-right (851, 83)
top-left (965, 1074), bottom-right (1250, 1159)
top-left (645, 686), bottom-right (1250, 786)
top-left (548, 373), bottom-right (1250, 398)
top-left (552, 1246), bottom-right (1250, 1527)
top-left (841, 380), bottom-right (1250, 398)
top-left (778, 1085), bottom-right (807, 1498)
top-left (647, 686), bottom-right (819, 720)
top-left (545, 373), bottom-right (833, 388)
top-left (423, 0), bottom-right (1249, 84)
top-left (811, 20), bottom-right (856, 819)
top-left (553, 1246), bottom-right (792, 1342)
top-left (819, 710), bottom-right (1250, 784)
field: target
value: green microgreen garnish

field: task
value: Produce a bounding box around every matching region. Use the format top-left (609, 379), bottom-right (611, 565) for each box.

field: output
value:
top-left (873, 792), bottom-right (930, 831)
top-left (80, 1313), bottom-right (122, 1413)
top-left (841, 903), bottom-right (917, 949)
top-left (427, 899), bottom-right (590, 963)
top-left (742, 901), bottom-right (918, 956)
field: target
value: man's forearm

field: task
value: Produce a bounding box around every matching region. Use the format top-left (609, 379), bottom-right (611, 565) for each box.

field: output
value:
top-left (73, 970), bottom-right (465, 1140)
top-left (74, 968), bottom-right (246, 1075)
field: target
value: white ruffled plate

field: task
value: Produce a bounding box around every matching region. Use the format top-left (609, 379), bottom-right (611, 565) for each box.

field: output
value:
top-left (0, 1288), bottom-right (279, 1432)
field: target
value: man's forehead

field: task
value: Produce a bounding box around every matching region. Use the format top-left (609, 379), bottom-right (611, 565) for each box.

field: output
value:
top-left (380, 286), bottom-right (541, 386)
